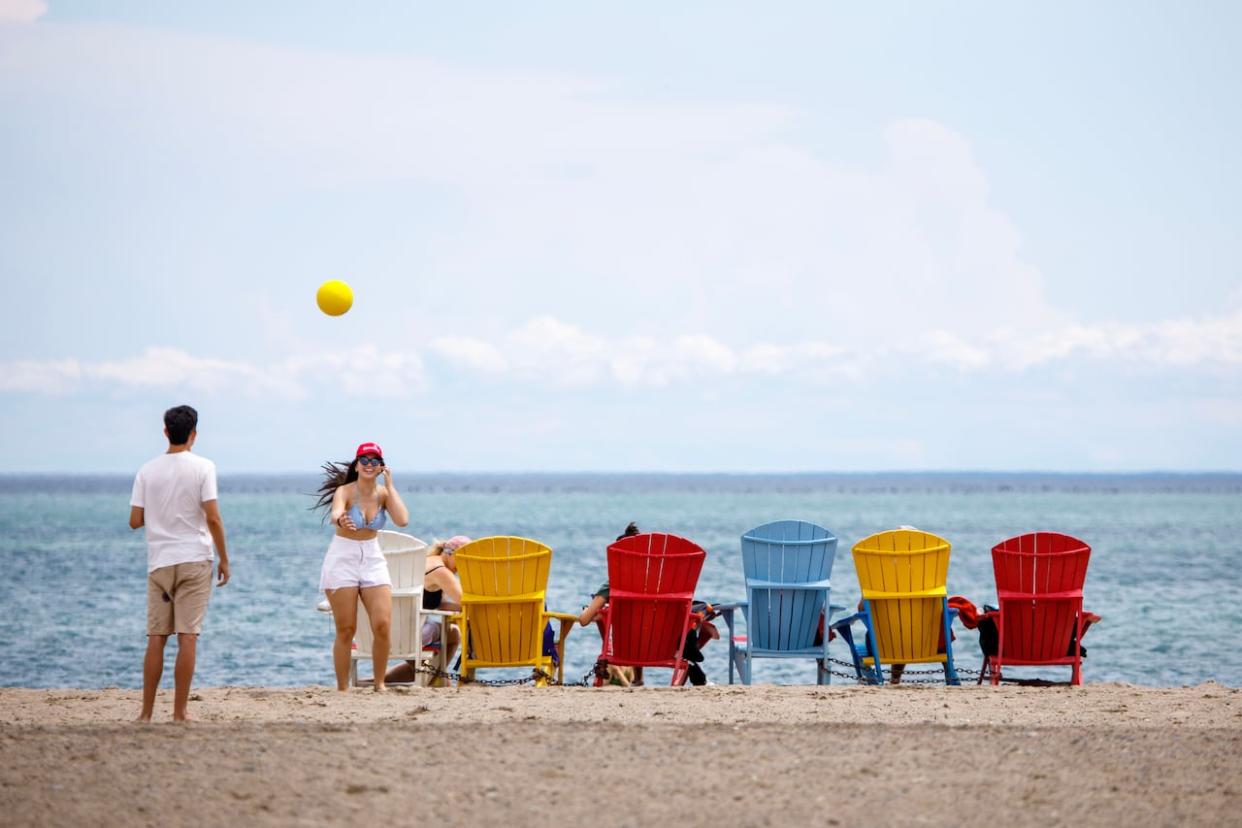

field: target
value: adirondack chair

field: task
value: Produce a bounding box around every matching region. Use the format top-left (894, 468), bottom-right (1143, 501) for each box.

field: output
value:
top-left (594, 532), bottom-right (706, 686)
top-left (450, 536), bottom-right (577, 686)
top-left (313, 530), bottom-right (449, 687)
top-left (982, 532), bottom-right (1100, 686)
top-left (721, 520), bottom-right (842, 685)
top-left (830, 529), bottom-right (960, 685)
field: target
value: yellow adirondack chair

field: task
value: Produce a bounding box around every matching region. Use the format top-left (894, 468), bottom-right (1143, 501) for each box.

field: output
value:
top-left (830, 529), bottom-right (960, 685)
top-left (450, 536), bottom-right (577, 686)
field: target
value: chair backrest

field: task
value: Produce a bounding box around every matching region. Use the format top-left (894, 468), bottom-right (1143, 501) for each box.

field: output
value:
top-left (378, 530), bottom-right (428, 588)
top-left (741, 520), bottom-right (837, 651)
top-left (356, 531), bottom-right (428, 659)
top-left (455, 536), bottom-right (553, 666)
top-left (852, 529), bottom-right (951, 663)
top-left (606, 533), bottom-right (706, 666)
top-left (992, 532), bottom-right (1092, 662)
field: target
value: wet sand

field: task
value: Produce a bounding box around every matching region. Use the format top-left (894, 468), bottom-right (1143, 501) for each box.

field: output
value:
top-left (2, 683), bottom-right (1239, 826)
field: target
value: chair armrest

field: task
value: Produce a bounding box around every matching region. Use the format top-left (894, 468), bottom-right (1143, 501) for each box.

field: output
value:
top-left (542, 612), bottom-right (578, 684)
top-left (422, 609), bottom-right (457, 620)
top-left (718, 602), bottom-right (745, 638)
top-left (830, 610), bottom-right (865, 632)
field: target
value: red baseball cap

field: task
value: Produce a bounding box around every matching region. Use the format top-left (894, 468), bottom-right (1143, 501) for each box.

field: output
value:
top-left (355, 442), bottom-right (384, 459)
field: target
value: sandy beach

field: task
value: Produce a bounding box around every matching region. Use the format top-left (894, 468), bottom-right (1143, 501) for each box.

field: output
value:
top-left (2, 683), bottom-right (1239, 826)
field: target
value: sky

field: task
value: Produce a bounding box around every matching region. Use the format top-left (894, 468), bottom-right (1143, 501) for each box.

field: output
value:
top-left (1, 1), bottom-right (1239, 473)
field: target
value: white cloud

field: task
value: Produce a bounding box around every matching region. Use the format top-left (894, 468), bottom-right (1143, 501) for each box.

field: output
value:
top-left (4, 306), bottom-right (1238, 400)
top-left (0, 357), bottom-right (82, 393)
top-left (428, 337), bottom-right (508, 374)
top-left (0, 346), bottom-right (427, 399)
top-left (93, 348), bottom-right (302, 398)
top-left (739, 342), bottom-right (857, 377)
top-left (507, 316), bottom-right (609, 386)
top-left (919, 331), bottom-right (993, 370)
top-left (998, 308), bottom-right (1242, 370)
top-left (0, 0), bottom-right (46, 25)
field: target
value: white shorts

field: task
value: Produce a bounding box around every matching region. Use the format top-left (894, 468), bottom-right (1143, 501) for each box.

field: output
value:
top-left (319, 535), bottom-right (391, 591)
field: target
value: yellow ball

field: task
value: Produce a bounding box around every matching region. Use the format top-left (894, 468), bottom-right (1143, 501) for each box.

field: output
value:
top-left (316, 280), bottom-right (353, 316)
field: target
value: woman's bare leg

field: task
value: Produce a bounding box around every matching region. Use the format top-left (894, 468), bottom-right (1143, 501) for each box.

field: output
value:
top-left (359, 585), bottom-right (392, 692)
top-left (326, 588), bottom-right (360, 691)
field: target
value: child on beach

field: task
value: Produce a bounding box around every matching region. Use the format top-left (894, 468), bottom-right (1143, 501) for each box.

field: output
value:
top-left (313, 442), bottom-right (410, 692)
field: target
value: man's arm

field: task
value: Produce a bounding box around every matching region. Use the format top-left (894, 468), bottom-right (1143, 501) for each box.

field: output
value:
top-left (202, 499), bottom-right (230, 586)
top-left (129, 506), bottom-right (144, 530)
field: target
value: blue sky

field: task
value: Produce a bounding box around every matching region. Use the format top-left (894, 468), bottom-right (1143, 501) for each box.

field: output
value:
top-left (1, 1), bottom-right (1239, 472)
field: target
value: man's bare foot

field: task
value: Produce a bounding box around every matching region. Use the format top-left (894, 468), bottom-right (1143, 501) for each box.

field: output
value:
top-left (372, 684), bottom-right (386, 693)
top-left (135, 714), bottom-right (153, 723)
top-left (172, 715), bottom-right (193, 723)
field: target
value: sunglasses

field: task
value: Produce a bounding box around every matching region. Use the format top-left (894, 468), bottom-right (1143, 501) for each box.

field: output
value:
top-left (356, 456), bottom-right (384, 467)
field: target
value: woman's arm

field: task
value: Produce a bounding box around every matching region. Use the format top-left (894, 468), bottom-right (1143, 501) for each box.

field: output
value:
top-left (381, 468), bottom-right (409, 527)
top-left (427, 565), bottom-right (462, 606)
top-left (331, 484), bottom-right (356, 531)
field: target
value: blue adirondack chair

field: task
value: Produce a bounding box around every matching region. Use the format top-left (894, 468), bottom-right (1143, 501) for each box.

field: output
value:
top-left (720, 520), bottom-right (841, 685)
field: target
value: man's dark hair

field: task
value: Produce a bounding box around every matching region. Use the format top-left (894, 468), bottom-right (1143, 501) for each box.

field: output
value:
top-left (164, 405), bottom-right (198, 445)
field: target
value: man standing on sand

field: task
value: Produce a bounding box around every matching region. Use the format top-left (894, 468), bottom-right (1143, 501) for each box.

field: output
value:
top-left (129, 405), bottom-right (231, 722)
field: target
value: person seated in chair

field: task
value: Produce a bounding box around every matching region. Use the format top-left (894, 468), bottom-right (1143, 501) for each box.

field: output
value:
top-left (580, 522), bottom-right (720, 686)
top-left (384, 535), bottom-right (470, 685)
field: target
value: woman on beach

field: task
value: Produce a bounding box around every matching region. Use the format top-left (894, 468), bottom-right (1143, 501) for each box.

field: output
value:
top-left (314, 442), bottom-right (410, 692)
top-left (384, 535), bottom-right (470, 685)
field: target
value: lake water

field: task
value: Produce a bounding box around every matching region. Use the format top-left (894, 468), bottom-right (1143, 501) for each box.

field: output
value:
top-left (1, 472), bottom-right (1238, 688)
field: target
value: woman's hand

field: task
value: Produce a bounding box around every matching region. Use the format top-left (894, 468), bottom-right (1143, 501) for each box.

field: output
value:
top-left (382, 466), bottom-right (394, 488)
top-left (336, 512), bottom-right (357, 531)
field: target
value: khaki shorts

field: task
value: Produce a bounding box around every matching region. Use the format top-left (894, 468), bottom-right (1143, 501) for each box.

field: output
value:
top-left (147, 561), bottom-right (213, 636)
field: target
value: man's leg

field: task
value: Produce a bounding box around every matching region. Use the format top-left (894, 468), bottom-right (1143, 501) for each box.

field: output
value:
top-left (172, 633), bottom-right (198, 721)
top-left (140, 635), bottom-right (168, 721)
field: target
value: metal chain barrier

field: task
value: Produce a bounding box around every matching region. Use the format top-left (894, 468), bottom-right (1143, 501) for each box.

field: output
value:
top-left (824, 657), bottom-right (982, 684)
top-left (408, 662), bottom-right (598, 687)
top-left (407, 657), bottom-right (983, 687)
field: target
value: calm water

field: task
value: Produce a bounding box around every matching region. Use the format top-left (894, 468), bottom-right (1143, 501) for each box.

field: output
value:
top-left (1, 473), bottom-right (1239, 688)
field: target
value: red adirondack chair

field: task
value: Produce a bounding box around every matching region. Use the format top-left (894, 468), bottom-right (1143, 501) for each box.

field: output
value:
top-left (594, 532), bottom-right (707, 686)
top-left (984, 532), bottom-right (1101, 686)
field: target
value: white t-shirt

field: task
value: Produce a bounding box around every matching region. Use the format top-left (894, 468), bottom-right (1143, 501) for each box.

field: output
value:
top-left (130, 452), bottom-right (219, 573)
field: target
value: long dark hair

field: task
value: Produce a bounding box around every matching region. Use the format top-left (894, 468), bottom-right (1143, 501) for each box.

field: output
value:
top-left (311, 459), bottom-right (359, 515)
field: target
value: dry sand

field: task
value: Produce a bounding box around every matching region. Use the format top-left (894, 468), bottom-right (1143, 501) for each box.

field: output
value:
top-left (2, 683), bottom-right (1240, 826)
